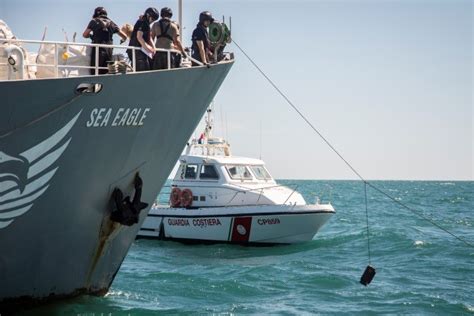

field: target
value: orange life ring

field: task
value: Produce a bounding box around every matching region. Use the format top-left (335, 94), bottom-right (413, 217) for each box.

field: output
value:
top-left (180, 188), bottom-right (193, 208)
top-left (170, 187), bottom-right (182, 208)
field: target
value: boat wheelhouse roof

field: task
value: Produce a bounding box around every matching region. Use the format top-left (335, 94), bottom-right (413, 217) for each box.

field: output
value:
top-left (180, 154), bottom-right (265, 166)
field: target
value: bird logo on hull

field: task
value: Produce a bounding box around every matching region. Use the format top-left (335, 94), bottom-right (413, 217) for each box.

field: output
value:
top-left (0, 111), bottom-right (82, 229)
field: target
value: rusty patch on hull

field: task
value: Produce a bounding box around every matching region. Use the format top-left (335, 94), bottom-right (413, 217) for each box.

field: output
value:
top-left (85, 214), bottom-right (122, 287)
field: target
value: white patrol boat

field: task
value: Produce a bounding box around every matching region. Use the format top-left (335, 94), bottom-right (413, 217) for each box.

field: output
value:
top-left (138, 109), bottom-right (335, 244)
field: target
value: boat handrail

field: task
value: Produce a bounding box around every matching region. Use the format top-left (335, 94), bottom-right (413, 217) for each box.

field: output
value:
top-left (186, 141), bottom-right (231, 157)
top-left (226, 183), bottom-right (299, 206)
top-left (0, 38), bottom-right (206, 80)
top-left (282, 185), bottom-right (299, 205)
top-left (154, 183), bottom-right (302, 208)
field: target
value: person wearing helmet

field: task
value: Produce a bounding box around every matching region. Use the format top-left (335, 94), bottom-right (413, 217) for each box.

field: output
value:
top-left (151, 7), bottom-right (185, 70)
top-left (83, 7), bottom-right (127, 74)
top-left (191, 11), bottom-right (214, 65)
top-left (127, 7), bottom-right (159, 71)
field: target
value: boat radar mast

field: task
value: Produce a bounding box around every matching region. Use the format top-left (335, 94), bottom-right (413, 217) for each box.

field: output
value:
top-left (186, 107), bottom-right (231, 157)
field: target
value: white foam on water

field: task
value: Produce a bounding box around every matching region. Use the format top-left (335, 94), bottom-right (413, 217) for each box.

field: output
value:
top-left (414, 240), bottom-right (425, 246)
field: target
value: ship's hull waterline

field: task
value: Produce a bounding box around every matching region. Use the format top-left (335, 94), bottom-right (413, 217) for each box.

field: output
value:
top-left (0, 61), bottom-right (233, 306)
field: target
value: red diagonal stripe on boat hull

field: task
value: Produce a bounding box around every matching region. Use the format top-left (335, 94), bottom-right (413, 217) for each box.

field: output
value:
top-left (231, 217), bottom-right (252, 242)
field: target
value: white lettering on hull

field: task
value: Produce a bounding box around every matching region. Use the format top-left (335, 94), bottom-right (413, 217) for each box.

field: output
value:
top-left (86, 107), bottom-right (151, 127)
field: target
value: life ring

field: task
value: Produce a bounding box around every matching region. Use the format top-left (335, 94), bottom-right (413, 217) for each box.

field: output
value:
top-left (170, 187), bottom-right (182, 208)
top-left (180, 188), bottom-right (193, 208)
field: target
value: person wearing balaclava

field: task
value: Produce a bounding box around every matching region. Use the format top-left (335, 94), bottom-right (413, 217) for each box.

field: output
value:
top-left (83, 7), bottom-right (126, 74)
top-left (127, 7), bottom-right (159, 71)
top-left (191, 11), bottom-right (214, 66)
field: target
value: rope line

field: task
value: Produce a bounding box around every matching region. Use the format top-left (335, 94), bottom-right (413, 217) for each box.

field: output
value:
top-left (0, 94), bottom-right (82, 139)
top-left (233, 39), bottom-right (473, 248)
top-left (364, 183), bottom-right (372, 264)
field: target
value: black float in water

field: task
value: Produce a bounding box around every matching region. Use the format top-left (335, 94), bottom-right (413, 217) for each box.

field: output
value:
top-left (360, 265), bottom-right (376, 286)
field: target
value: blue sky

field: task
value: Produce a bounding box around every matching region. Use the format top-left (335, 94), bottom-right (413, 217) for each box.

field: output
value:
top-left (1, 0), bottom-right (472, 180)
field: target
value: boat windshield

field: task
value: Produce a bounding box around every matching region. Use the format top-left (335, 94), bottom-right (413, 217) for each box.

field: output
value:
top-left (250, 165), bottom-right (272, 180)
top-left (226, 165), bottom-right (253, 180)
top-left (184, 164), bottom-right (198, 179)
top-left (199, 164), bottom-right (219, 180)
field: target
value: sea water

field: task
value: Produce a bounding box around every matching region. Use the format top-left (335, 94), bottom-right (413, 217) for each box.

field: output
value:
top-left (22, 181), bottom-right (473, 315)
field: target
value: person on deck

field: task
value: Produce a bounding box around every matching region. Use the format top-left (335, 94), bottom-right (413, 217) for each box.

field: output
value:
top-left (151, 7), bottom-right (185, 70)
top-left (127, 7), bottom-right (159, 71)
top-left (83, 7), bottom-right (127, 75)
top-left (191, 11), bottom-right (214, 66)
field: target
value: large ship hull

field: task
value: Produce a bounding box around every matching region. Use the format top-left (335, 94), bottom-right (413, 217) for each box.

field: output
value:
top-left (0, 61), bottom-right (233, 306)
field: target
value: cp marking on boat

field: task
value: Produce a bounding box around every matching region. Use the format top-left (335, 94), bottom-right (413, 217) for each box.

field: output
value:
top-left (86, 107), bottom-right (151, 127)
top-left (168, 218), bottom-right (190, 226)
top-left (192, 218), bottom-right (222, 228)
top-left (257, 218), bottom-right (281, 225)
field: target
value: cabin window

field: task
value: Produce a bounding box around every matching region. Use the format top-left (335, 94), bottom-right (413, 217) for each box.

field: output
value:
top-left (226, 165), bottom-right (253, 180)
top-left (184, 164), bottom-right (198, 179)
top-left (199, 164), bottom-right (219, 180)
top-left (250, 165), bottom-right (272, 180)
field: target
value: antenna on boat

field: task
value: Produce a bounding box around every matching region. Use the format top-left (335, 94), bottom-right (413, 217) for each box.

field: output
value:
top-left (41, 26), bottom-right (47, 41)
top-left (204, 106), bottom-right (213, 139)
top-left (259, 120), bottom-right (262, 160)
top-left (62, 28), bottom-right (69, 42)
top-left (225, 112), bottom-right (229, 144)
top-left (220, 103), bottom-right (225, 140)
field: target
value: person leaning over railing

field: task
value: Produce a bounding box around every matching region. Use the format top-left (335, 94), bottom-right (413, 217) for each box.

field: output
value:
top-left (83, 7), bottom-right (127, 75)
top-left (127, 7), bottom-right (159, 71)
top-left (191, 11), bottom-right (214, 66)
top-left (151, 7), bottom-right (185, 70)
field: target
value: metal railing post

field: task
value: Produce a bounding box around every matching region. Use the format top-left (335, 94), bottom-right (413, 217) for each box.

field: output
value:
top-left (53, 43), bottom-right (58, 78)
top-left (167, 51), bottom-right (171, 69)
top-left (227, 191), bottom-right (241, 206)
top-left (256, 188), bottom-right (264, 205)
top-left (283, 185), bottom-right (298, 205)
top-left (94, 44), bottom-right (99, 75)
top-left (132, 49), bottom-right (136, 72)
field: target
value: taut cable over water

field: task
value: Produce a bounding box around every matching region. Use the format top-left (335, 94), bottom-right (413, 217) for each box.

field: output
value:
top-left (232, 39), bottom-right (473, 284)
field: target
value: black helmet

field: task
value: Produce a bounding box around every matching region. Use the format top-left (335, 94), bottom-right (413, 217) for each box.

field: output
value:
top-left (93, 7), bottom-right (107, 18)
top-left (144, 7), bottom-right (159, 21)
top-left (161, 7), bottom-right (173, 18)
top-left (199, 11), bottom-right (214, 23)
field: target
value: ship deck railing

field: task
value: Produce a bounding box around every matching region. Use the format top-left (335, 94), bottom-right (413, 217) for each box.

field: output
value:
top-left (0, 38), bottom-right (212, 80)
